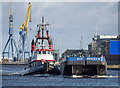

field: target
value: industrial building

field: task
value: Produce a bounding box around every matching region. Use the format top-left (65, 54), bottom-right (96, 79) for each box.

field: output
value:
top-left (88, 34), bottom-right (120, 65)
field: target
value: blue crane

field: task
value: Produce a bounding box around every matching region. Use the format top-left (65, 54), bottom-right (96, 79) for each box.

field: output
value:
top-left (2, 1), bottom-right (18, 61)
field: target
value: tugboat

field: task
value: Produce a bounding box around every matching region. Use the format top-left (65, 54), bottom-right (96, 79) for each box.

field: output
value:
top-left (60, 54), bottom-right (107, 77)
top-left (22, 17), bottom-right (60, 75)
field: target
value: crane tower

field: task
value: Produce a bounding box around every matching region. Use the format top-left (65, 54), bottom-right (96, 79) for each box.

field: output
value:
top-left (2, 1), bottom-right (18, 61)
top-left (18, 2), bottom-right (31, 62)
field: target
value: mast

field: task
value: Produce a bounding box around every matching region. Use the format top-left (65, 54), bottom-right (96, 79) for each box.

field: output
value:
top-left (42, 17), bottom-right (44, 46)
top-left (32, 17), bottom-right (53, 53)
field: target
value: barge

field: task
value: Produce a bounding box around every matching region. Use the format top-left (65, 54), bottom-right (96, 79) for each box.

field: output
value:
top-left (60, 56), bottom-right (107, 76)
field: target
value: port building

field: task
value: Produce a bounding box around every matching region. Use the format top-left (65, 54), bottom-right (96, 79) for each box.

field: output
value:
top-left (88, 35), bottom-right (120, 65)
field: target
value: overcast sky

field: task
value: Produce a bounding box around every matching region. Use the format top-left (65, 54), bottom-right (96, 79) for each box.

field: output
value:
top-left (0, 2), bottom-right (118, 57)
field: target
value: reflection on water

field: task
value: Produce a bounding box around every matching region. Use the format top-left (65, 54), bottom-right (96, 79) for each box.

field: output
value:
top-left (1, 65), bottom-right (119, 86)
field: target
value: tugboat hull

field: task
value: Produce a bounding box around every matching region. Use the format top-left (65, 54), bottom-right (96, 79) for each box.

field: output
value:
top-left (22, 62), bottom-right (61, 75)
top-left (22, 62), bottom-right (49, 75)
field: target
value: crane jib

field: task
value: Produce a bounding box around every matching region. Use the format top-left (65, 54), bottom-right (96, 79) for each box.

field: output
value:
top-left (20, 2), bottom-right (32, 34)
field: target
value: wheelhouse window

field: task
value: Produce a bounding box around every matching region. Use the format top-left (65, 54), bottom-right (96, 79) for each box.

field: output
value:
top-left (51, 51), bottom-right (53, 54)
top-left (48, 51), bottom-right (50, 54)
top-left (39, 51), bottom-right (41, 54)
top-left (43, 51), bottom-right (46, 54)
top-left (34, 52), bottom-right (37, 55)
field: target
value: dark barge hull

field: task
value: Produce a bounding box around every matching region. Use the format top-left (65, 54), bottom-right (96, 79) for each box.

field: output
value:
top-left (60, 60), bottom-right (107, 76)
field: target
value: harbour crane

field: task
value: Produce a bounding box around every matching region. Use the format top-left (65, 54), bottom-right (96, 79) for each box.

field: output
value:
top-left (20, 2), bottom-right (31, 34)
top-left (2, 1), bottom-right (19, 61)
top-left (18, 2), bottom-right (32, 62)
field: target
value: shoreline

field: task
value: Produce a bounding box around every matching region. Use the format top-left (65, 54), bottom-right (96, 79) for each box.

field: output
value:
top-left (0, 63), bottom-right (120, 69)
top-left (0, 62), bottom-right (27, 65)
top-left (107, 65), bottom-right (120, 70)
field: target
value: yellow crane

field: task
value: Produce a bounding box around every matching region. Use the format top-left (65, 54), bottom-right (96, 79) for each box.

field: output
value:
top-left (20, 2), bottom-right (32, 34)
top-left (19, 2), bottom-right (32, 61)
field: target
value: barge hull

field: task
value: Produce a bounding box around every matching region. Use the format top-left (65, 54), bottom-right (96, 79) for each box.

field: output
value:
top-left (61, 60), bottom-right (107, 76)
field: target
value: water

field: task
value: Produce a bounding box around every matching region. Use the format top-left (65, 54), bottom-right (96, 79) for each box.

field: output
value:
top-left (1, 65), bottom-right (119, 86)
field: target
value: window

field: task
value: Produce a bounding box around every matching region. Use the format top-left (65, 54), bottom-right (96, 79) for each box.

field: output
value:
top-left (48, 51), bottom-right (50, 54)
top-left (39, 51), bottom-right (41, 54)
top-left (55, 54), bottom-right (57, 57)
top-left (43, 51), bottom-right (46, 54)
top-left (34, 52), bottom-right (37, 55)
top-left (51, 52), bottom-right (52, 54)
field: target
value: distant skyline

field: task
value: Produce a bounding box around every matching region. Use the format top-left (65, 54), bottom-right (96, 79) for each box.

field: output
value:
top-left (1, 2), bottom-right (118, 57)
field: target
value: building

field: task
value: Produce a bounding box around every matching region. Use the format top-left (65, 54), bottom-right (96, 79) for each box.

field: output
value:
top-left (88, 40), bottom-right (110, 56)
top-left (88, 34), bottom-right (120, 65)
top-left (53, 49), bottom-right (59, 62)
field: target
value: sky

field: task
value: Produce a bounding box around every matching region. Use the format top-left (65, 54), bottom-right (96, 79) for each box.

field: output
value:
top-left (0, 1), bottom-right (118, 57)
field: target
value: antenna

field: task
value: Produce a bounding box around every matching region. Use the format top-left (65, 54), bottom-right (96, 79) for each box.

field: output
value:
top-left (96, 26), bottom-right (98, 36)
top-left (80, 36), bottom-right (83, 50)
